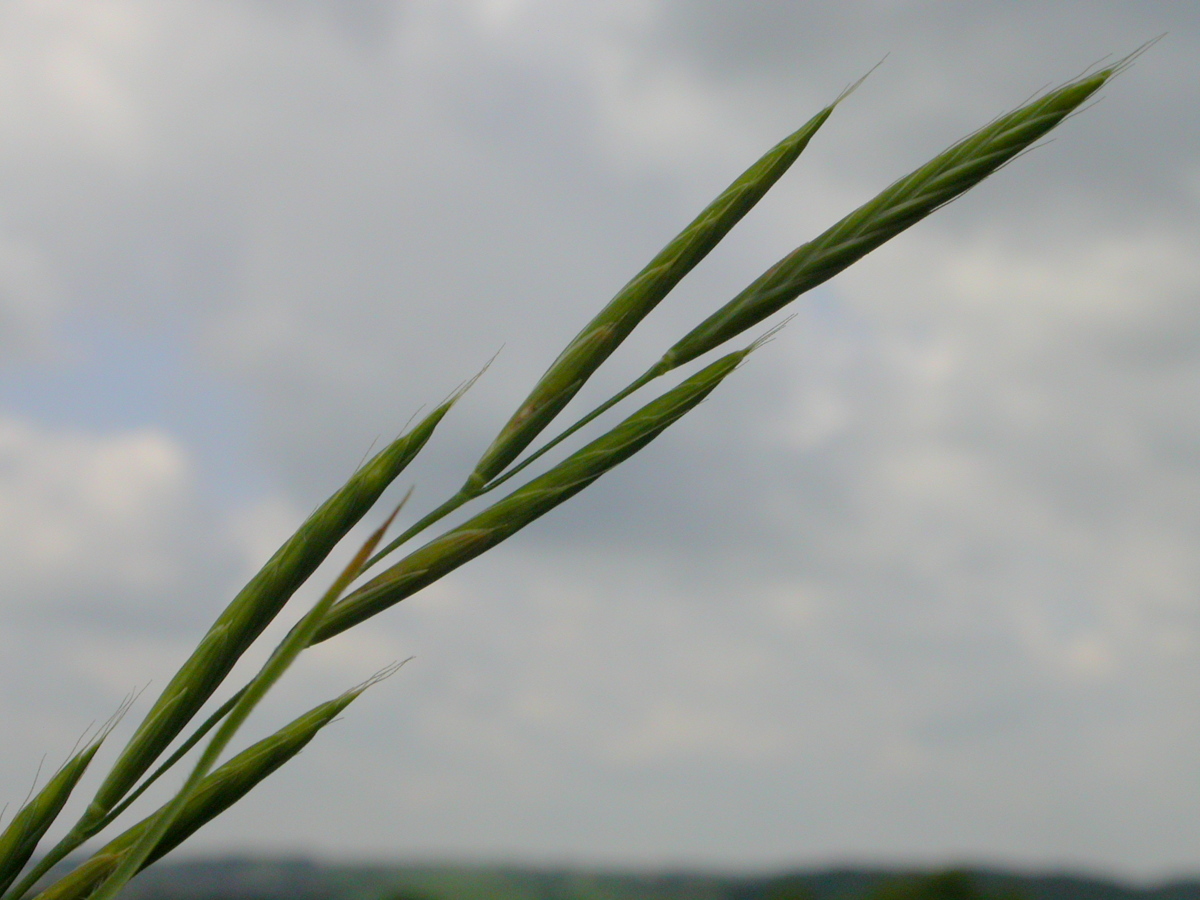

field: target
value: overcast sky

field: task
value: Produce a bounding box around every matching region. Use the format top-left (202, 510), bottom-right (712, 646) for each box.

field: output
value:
top-left (2, 0), bottom-right (1199, 882)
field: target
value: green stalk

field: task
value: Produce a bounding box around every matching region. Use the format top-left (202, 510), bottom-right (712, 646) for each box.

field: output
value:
top-left (91, 688), bottom-right (246, 834)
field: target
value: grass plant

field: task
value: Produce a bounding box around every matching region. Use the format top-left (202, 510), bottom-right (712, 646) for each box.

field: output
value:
top-left (0, 49), bottom-right (1147, 900)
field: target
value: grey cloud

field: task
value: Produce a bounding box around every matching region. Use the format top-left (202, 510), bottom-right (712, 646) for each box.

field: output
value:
top-left (649, 1), bottom-right (1199, 217)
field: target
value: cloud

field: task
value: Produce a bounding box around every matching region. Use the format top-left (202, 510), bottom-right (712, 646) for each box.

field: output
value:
top-left (0, 235), bottom-right (61, 358)
top-left (0, 415), bottom-right (192, 606)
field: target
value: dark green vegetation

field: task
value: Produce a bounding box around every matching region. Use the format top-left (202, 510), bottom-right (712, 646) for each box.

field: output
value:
top-left (103, 861), bottom-right (1200, 900)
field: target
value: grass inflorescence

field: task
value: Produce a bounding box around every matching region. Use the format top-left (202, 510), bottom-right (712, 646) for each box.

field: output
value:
top-left (0, 52), bottom-right (1143, 900)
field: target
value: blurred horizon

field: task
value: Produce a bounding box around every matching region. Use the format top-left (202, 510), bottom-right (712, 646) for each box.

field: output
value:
top-left (54, 856), bottom-right (1200, 900)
